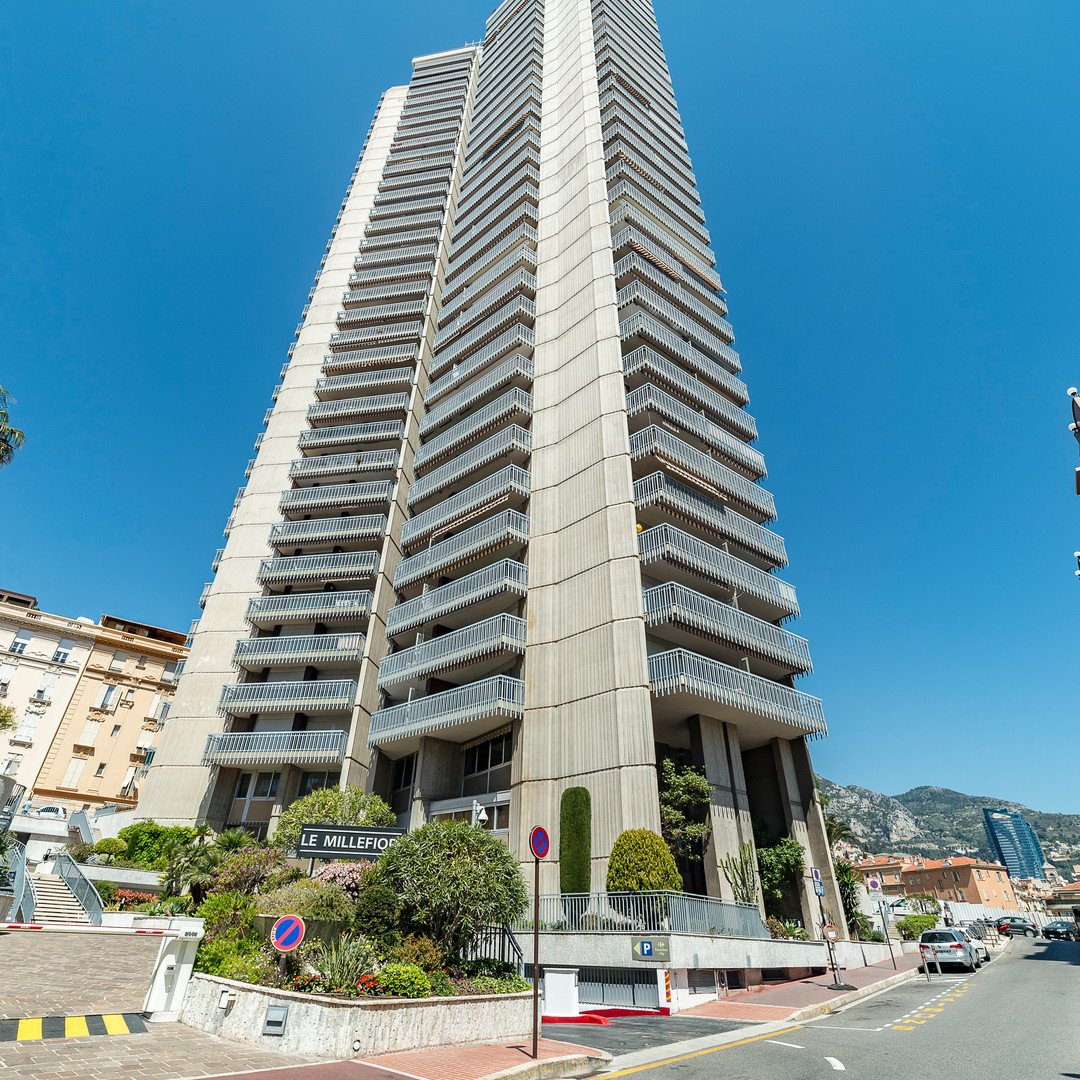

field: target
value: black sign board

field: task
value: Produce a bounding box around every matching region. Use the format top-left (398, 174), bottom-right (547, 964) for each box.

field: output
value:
top-left (297, 823), bottom-right (406, 860)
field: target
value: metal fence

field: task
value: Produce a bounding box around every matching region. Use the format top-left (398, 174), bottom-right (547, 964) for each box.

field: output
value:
top-left (463, 924), bottom-right (524, 977)
top-left (511, 891), bottom-right (769, 939)
top-left (1, 840), bottom-right (35, 921)
top-left (53, 851), bottom-right (103, 926)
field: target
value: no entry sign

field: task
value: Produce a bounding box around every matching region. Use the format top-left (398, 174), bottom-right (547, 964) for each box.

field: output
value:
top-left (271, 914), bottom-right (306, 953)
top-left (529, 825), bottom-right (549, 859)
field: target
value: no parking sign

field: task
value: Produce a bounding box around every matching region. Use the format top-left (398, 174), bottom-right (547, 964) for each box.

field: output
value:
top-left (271, 914), bottom-right (306, 953)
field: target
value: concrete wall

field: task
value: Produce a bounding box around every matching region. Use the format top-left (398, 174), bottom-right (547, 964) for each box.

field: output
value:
top-left (181, 974), bottom-right (531, 1058)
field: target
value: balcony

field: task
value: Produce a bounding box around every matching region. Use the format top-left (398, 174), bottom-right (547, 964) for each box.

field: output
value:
top-left (395, 509), bottom-right (530, 591)
top-left (634, 471), bottom-right (786, 569)
top-left (233, 633), bottom-right (365, 671)
top-left (278, 481), bottom-right (393, 518)
top-left (368, 674), bottom-right (524, 751)
top-left (421, 355), bottom-right (534, 436)
top-left (409, 426), bottom-right (531, 506)
top-left (648, 648), bottom-right (826, 742)
top-left (414, 389), bottom-right (533, 471)
top-left (306, 394), bottom-right (409, 426)
top-left (378, 613), bottom-right (525, 691)
top-left (426, 331), bottom-right (535, 407)
top-left (328, 322), bottom-right (423, 353)
top-left (202, 728), bottom-right (349, 767)
top-left (268, 515), bottom-right (386, 551)
top-left (322, 344), bottom-right (419, 376)
top-left (401, 465), bottom-right (531, 550)
top-left (335, 300), bottom-right (426, 328)
top-left (245, 590), bottom-right (373, 627)
top-left (257, 552), bottom-right (380, 588)
top-left (296, 421), bottom-right (404, 453)
top-left (386, 559), bottom-right (528, 641)
top-left (438, 246), bottom-right (538, 326)
top-left (430, 298), bottom-right (536, 378)
top-left (435, 269), bottom-right (537, 349)
top-left (638, 524), bottom-right (798, 622)
top-left (341, 280), bottom-right (430, 308)
top-left (288, 450), bottom-right (398, 483)
top-left (314, 368), bottom-right (413, 400)
top-left (441, 224), bottom-right (538, 304)
top-left (218, 679), bottom-right (357, 717)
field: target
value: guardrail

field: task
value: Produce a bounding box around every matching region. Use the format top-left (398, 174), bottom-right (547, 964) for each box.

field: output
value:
top-left (53, 850), bottom-right (103, 926)
top-left (1, 840), bottom-right (36, 921)
top-left (202, 729), bottom-right (349, 767)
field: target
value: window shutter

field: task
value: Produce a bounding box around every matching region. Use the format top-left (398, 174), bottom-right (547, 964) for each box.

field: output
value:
top-left (78, 719), bottom-right (101, 746)
top-left (92, 684), bottom-right (109, 708)
top-left (145, 693), bottom-right (162, 720)
top-left (122, 765), bottom-right (138, 790)
top-left (61, 757), bottom-right (85, 788)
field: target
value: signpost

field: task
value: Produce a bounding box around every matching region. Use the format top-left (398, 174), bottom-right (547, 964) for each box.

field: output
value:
top-left (270, 914), bottom-right (306, 978)
top-left (810, 867), bottom-right (855, 991)
top-left (529, 826), bottom-right (548, 1060)
top-left (867, 877), bottom-right (897, 969)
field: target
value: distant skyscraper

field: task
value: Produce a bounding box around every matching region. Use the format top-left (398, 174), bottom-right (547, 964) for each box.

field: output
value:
top-left (983, 808), bottom-right (1047, 880)
top-left (138, 0), bottom-right (844, 930)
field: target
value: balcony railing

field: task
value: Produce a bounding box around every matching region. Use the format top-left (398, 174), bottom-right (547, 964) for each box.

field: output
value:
top-left (322, 343), bottom-right (420, 376)
top-left (368, 674), bottom-right (524, 746)
top-left (638, 524), bottom-right (798, 618)
top-left (648, 648), bottom-right (827, 737)
top-left (279, 481), bottom-right (393, 515)
top-left (395, 510), bottom-right (530, 589)
top-left (306, 393), bottom-right (410, 425)
top-left (438, 246), bottom-right (538, 325)
top-left (335, 299), bottom-right (426, 327)
top-left (431, 298), bottom-right (536, 377)
top-left (328, 322), bottom-right (424, 353)
top-left (288, 450), bottom-right (398, 481)
top-left (421, 355), bottom-right (534, 435)
top-left (233, 633), bottom-right (365, 669)
top-left (314, 368), bottom-right (413, 399)
top-left (268, 515), bottom-right (386, 548)
top-left (218, 679), bottom-right (358, 716)
top-left (257, 551), bottom-right (380, 585)
top-left (643, 582), bottom-right (812, 674)
top-left (409, 426), bottom-right (532, 505)
top-left (202, 728), bottom-right (349, 766)
top-left (245, 590), bottom-right (373, 624)
top-left (297, 420), bottom-right (404, 452)
top-left (435, 269), bottom-right (537, 348)
top-left (378, 613), bottom-right (525, 689)
top-left (414, 389), bottom-right (533, 470)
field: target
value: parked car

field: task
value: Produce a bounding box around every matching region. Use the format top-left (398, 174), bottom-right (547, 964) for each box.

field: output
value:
top-left (997, 917), bottom-right (1038, 938)
top-left (955, 926), bottom-right (990, 963)
top-left (1041, 920), bottom-right (1078, 941)
top-left (28, 805), bottom-right (66, 819)
top-left (920, 929), bottom-right (981, 972)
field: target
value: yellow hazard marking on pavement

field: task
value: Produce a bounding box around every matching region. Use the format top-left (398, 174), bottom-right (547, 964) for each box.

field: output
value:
top-left (16, 1018), bottom-right (41, 1041)
top-left (65, 1015), bottom-right (90, 1038)
top-left (101, 1014), bottom-right (129, 1035)
top-left (0, 1013), bottom-right (146, 1042)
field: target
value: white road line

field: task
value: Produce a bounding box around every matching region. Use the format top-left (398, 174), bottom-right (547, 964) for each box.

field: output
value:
top-left (765, 1040), bottom-right (805, 1048)
top-left (825, 1057), bottom-right (846, 1071)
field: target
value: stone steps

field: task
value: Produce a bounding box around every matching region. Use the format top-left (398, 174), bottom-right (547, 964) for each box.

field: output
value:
top-left (31, 873), bottom-right (90, 924)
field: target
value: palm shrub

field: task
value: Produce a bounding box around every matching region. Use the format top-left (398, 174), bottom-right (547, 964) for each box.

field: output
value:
top-left (272, 787), bottom-right (395, 852)
top-left (605, 829), bottom-right (682, 893)
top-left (559, 787), bottom-right (592, 895)
top-left (379, 819), bottom-right (527, 956)
top-left (719, 840), bottom-right (759, 905)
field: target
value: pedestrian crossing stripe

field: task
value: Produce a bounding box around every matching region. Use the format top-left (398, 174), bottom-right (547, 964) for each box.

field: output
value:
top-left (0, 1014), bottom-right (147, 1042)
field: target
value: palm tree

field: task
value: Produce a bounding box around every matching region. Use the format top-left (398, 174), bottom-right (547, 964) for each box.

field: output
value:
top-left (825, 814), bottom-right (859, 850)
top-left (0, 386), bottom-right (25, 468)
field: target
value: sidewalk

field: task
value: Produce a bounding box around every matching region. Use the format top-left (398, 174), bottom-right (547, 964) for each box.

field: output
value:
top-left (680, 952), bottom-right (925, 1022)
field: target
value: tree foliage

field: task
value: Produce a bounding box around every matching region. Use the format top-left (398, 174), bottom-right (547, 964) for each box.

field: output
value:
top-left (272, 786), bottom-right (395, 851)
top-left (825, 815), bottom-right (859, 849)
top-left (0, 704), bottom-right (16, 733)
top-left (905, 891), bottom-right (942, 916)
top-left (379, 819), bottom-right (527, 956)
top-left (719, 840), bottom-right (759, 905)
top-left (117, 820), bottom-right (196, 869)
top-left (559, 787), bottom-right (592, 894)
top-left (756, 836), bottom-right (806, 904)
top-left (605, 829), bottom-right (683, 893)
top-left (657, 757), bottom-right (711, 863)
top-left (0, 386), bottom-right (25, 469)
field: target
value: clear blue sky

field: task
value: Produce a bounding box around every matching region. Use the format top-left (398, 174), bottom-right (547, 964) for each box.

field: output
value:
top-left (2, 2), bottom-right (1078, 812)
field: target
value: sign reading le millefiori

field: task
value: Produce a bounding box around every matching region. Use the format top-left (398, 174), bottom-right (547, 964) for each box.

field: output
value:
top-left (298, 823), bottom-right (406, 860)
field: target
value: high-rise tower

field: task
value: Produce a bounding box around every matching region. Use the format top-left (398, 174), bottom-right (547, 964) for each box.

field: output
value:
top-left (140, 0), bottom-right (843, 929)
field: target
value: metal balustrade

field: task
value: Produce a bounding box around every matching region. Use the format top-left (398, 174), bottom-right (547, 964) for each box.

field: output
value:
top-left (442, 225), bottom-right (538, 302)
top-left (634, 471), bottom-right (787, 567)
top-left (257, 551), bottom-right (380, 585)
top-left (368, 196), bottom-right (447, 220)
top-left (414, 389), bottom-right (533, 470)
top-left (3, 840), bottom-right (35, 921)
top-left (456, 124), bottom-right (540, 201)
top-left (611, 225), bottom-right (722, 312)
top-left (378, 613), bottom-right (526, 689)
top-left (455, 156), bottom-right (540, 225)
top-left (445, 205), bottom-right (539, 281)
top-left (625, 385), bottom-right (763, 477)
top-left (610, 203), bottom-right (723, 292)
top-left (608, 180), bottom-right (710, 258)
top-left (245, 590), bottom-right (373, 624)
top-left (328, 322), bottom-right (423, 352)
top-left (322, 345), bottom-right (419, 376)
top-left (598, 64), bottom-right (683, 137)
top-left (368, 674), bottom-right (524, 745)
top-left (288, 451), bottom-right (398, 481)
top-left (306, 394), bottom-right (410, 426)
top-left (379, 167), bottom-right (453, 193)
top-left (383, 154), bottom-right (455, 178)
top-left (648, 648), bottom-right (827, 736)
top-left (297, 421), bottom-right (405, 452)
top-left (599, 90), bottom-right (693, 168)
top-left (510, 890), bottom-right (768, 939)
top-left (350, 259), bottom-right (435, 287)
top-left (314, 369), bottom-right (413, 399)
top-left (401, 466), bottom-right (531, 548)
top-left (342, 282), bottom-right (430, 308)
top-left (631, 426), bottom-right (775, 522)
top-left (354, 243), bottom-right (439, 269)
top-left (617, 282), bottom-right (739, 370)
top-left (613, 253), bottom-right (731, 337)
top-left (595, 47), bottom-right (679, 122)
top-left (638, 524), bottom-right (798, 617)
top-left (360, 225), bottom-right (443, 250)
top-left (233, 633), bottom-right (365, 668)
top-left (601, 113), bottom-right (695, 191)
top-left (203, 728), bottom-right (349, 766)
top-left (605, 156), bottom-right (704, 226)
top-left (467, 90), bottom-right (541, 155)
top-left (335, 300), bottom-right (426, 327)
top-left (374, 182), bottom-right (450, 206)
top-left (409, 426), bottom-right (532, 505)
top-left (364, 210), bottom-right (445, 237)
top-left (435, 270), bottom-right (537, 347)
top-left (53, 851), bottom-right (102, 925)
top-left (422, 355), bottom-right (534, 433)
top-left (395, 510), bottom-right (530, 589)
top-left (395, 109), bottom-right (464, 133)
top-left (218, 678), bottom-right (358, 716)
top-left (430, 321), bottom-right (536, 383)
top-left (643, 582), bottom-right (811, 673)
top-left (438, 246), bottom-right (538, 325)
top-left (620, 313), bottom-right (747, 403)
top-left (279, 481), bottom-right (393, 515)
top-left (387, 559), bottom-right (528, 637)
top-left (268, 515), bottom-right (386, 547)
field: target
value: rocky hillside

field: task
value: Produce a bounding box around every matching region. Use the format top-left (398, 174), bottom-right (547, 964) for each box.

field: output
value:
top-left (818, 778), bottom-right (1080, 874)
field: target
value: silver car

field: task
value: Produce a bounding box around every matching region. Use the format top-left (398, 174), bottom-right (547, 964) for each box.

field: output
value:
top-left (919, 928), bottom-right (981, 972)
top-left (955, 926), bottom-right (989, 963)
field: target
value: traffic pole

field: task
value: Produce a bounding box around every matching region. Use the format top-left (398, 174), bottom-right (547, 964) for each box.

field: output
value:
top-left (532, 854), bottom-right (539, 1060)
top-left (880, 899), bottom-right (897, 969)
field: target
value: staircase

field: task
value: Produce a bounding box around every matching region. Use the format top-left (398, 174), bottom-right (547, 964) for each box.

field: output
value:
top-left (31, 872), bottom-right (90, 923)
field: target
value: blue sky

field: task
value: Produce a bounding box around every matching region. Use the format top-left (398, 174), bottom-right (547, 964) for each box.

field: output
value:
top-left (2, 2), bottom-right (1078, 812)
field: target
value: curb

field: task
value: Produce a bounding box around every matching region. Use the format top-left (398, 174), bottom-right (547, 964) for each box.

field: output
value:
top-left (788, 965), bottom-right (921, 1021)
top-left (478, 1051), bottom-right (614, 1080)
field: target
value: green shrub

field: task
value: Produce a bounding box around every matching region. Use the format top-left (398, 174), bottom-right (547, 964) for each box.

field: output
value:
top-left (272, 788), bottom-right (395, 852)
top-left (453, 956), bottom-right (516, 979)
top-left (898, 913), bottom-right (938, 940)
top-left (93, 838), bottom-right (128, 863)
top-left (118, 821), bottom-right (196, 869)
top-left (67, 841), bottom-right (95, 863)
top-left (258, 880), bottom-right (357, 924)
top-left (757, 836), bottom-right (806, 916)
top-left (765, 915), bottom-right (787, 939)
top-left (376, 962), bottom-right (430, 998)
top-left (559, 787), bottom-right (592, 895)
top-left (306, 935), bottom-right (378, 992)
top-left (95, 880), bottom-right (119, 907)
top-left (196, 890), bottom-right (258, 941)
top-left (379, 820), bottom-right (527, 956)
top-left (428, 968), bottom-right (453, 996)
top-left (354, 879), bottom-right (401, 951)
top-left (864, 929), bottom-right (886, 943)
top-left (388, 934), bottom-right (445, 974)
top-left (472, 974), bottom-right (530, 994)
top-left (194, 935), bottom-right (262, 977)
top-left (605, 829), bottom-right (682, 893)
top-left (210, 846), bottom-right (300, 895)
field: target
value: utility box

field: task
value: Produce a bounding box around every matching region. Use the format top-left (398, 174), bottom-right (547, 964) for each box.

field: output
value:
top-left (543, 967), bottom-right (579, 1017)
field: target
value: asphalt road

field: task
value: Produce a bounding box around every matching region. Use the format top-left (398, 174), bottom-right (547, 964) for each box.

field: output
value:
top-left (600, 937), bottom-right (1080, 1079)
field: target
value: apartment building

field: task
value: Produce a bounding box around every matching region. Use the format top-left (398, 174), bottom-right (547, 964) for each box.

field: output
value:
top-left (983, 808), bottom-right (1048, 881)
top-left (901, 857), bottom-right (1019, 912)
top-left (138, 0), bottom-right (843, 929)
top-left (854, 855), bottom-right (907, 899)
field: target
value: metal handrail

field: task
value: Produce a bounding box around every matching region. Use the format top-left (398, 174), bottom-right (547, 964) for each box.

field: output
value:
top-left (421, 355), bottom-right (534, 433)
top-left (617, 280), bottom-right (736, 368)
top-left (436, 270), bottom-right (537, 348)
top-left (395, 510), bottom-right (530, 588)
top-left (328, 321), bottom-right (423, 352)
top-left (53, 850), bottom-right (103, 926)
top-left (334, 300), bottom-right (426, 325)
top-left (430, 297), bottom-right (536, 377)
top-left (257, 551), bottom-right (380, 583)
top-left (426, 332), bottom-right (535, 406)
top-left (288, 451), bottom-right (398, 480)
top-left (609, 203), bottom-right (721, 290)
top-left (245, 590), bottom-right (374, 621)
top-left (234, 633), bottom-right (365, 667)
top-left (648, 648), bottom-right (827, 736)
top-left (297, 421), bottom-right (404, 451)
top-left (409, 426), bottom-right (532, 504)
top-left (2, 839), bottom-right (35, 922)
top-left (613, 252), bottom-right (730, 337)
top-left (401, 466), bottom-right (531, 548)
top-left (321, 342), bottom-right (419, 374)
top-left (306, 393), bottom-right (410, 422)
top-left (441, 223), bottom-right (538, 307)
top-left (439, 246), bottom-right (538, 325)
top-left (279, 481), bottom-right (393, 514)
top-left (203, 729), bottom-right (349, 766)
top-left (218, 678), bottom-right (358, 715)
top-left (415, 389), bottom-right (533, 471)
top-left (269, 515), bottom-right (386, 546)
top-left (314, 369), bottom-right (413, 396)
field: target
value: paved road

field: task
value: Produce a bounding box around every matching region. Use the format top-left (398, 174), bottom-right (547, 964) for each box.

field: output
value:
top-left (545, 1015), bottom-right (751, 1054)
top-left (601, 937), bottom-right (1080, 1079)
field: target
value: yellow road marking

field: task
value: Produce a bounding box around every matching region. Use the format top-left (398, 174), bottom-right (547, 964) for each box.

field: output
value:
top-left (892, 1025), bottom-right (915, 1031)
top-left (600, 1025), bottom-right (806, 1077)
top-left (65, 1016), bottom-right (90, 1038)
top-left (16, 1018), bottom-right (42, 1041)
top-left (101, 1014), bottom-right (129, 1035)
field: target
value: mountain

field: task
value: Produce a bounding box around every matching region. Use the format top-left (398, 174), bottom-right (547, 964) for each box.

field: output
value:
top-left (817, 778), bottom-right (1080, 875)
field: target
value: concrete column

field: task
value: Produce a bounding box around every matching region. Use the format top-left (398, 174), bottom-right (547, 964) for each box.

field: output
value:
top-left (516, 0), bottom-right (660, 893)
top-left (408, 736), bottom-right (462, 830)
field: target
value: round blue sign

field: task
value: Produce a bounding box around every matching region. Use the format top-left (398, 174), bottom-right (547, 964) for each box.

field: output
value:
top-left (271, 914), bottom-right (306, 952)
top-left (530, 826), bottom-right (549, 859)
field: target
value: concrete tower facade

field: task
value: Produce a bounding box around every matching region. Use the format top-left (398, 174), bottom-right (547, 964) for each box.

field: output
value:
top-left (140, 0), bottom-right (843, 929)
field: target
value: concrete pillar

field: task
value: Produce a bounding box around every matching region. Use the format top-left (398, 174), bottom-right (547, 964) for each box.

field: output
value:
top-left (408, 736), bottom-right (462, 830)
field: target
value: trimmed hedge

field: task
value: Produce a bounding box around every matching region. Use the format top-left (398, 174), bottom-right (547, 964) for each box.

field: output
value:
top-left (605, 829), bottom-right (682, 894)
top-left (559, 787), bottom-right (592, 894)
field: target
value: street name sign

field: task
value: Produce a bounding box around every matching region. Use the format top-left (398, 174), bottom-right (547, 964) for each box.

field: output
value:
top-left (298, 824), bottom-right (405, 860)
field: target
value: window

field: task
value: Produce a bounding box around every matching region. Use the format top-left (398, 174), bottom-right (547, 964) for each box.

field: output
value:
top-left (135, 728), bottom-right (155, 750)
top-left (976, 869), bottom-right (983, 880)
top-left (297, 770), bottom-right (340, 800)
top-left (1003, 890), bottom-right (1010, 901)
top-left (1, 757), bottom-right (21, 777)
top-left (996, 871), bottom-right (1003, 881)
top-left (461, 730), bottom-right (512, 797)
top-left (0, 661), bottom-right (14, 692)
top-left (12, 712), bottom-right (39, 744)
top-left (95, 763), bottom-right (106, 777)
top-left (162, 662), bottom-right (178, 684)
top-left (34, 672), bottom-right (58, 702)
top-left (952, 871), bottom-right (960, 882)
top-left (61, 757), bottom-right (86, 788)
top-left (392, 754), bottom-right (416, 791)
top-left (109, 653), bottom-right (126, 673)
top-left (121, 765), bottom-right (137, 789)
top-left (53, 639), bottom-right (75, 663)
top-left (235, 773), bottom-right (252, 799)
top-left (145, 693), bottom-right (163, 720)
top-left (94, 684), bottom-right (118, 710)
top-left (124, 689), bottom-right (135, 703)
top-left (111, 725), bottom-right (121, 737)
top-left (253, 772), bottom-right (280, 799)
top-left (958, 890), bottom-right (965, 901)
top-left (9, 629), bottom-right (32, 655)
top-left (77, 719), bottom-right (101, 746)
top-left (135, 656), bottom-right (147, 669)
